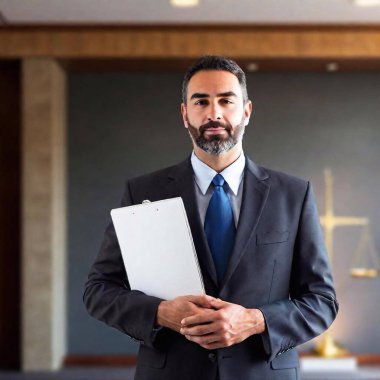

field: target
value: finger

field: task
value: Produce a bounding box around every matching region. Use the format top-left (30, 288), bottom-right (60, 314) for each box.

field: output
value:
top-left (180, 322), bottom-right (218, 336)
top-left (185, 334), bottom-right (219, 346)
top-left (186, 294), bottom-right (215, 308)
top-left (181, 310), bottom-right (216, 326)
top-left (209, 298), bottom-right (228, 309)
top-left (188, 335), bottom-right (230, 350)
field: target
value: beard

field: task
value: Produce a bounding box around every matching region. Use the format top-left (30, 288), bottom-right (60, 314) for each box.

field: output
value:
top-left (187, 116), bottom-right (245, 156)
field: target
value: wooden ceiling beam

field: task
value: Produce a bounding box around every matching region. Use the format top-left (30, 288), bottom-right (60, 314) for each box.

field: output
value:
top-left (2, 25), bottom-right (380, 60)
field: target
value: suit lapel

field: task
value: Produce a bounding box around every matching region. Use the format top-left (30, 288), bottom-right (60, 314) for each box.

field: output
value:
top-left (164, 155), bottom-right (270, 293)
top-left (167, 158), bottom-right (219, 289)
top-left (220, 157), bottom-right (270, 292)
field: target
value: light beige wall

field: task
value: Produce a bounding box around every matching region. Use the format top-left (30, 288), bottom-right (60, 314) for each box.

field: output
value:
top-left (22, 58), bottom-right (67, 371)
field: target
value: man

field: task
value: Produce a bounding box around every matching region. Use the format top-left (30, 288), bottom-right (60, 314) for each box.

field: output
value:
top-left (84, 55), bottom-right (338, 380)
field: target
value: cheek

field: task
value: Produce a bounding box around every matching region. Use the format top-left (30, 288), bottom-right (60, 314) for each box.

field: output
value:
top-left (187, 110), bottom-right (204, 125)
top-left (226, 110), bottom-right (244, 125)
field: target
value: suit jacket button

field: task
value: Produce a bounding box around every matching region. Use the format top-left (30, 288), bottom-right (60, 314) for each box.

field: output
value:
top-left (208, 352), bottom-right (216, 363)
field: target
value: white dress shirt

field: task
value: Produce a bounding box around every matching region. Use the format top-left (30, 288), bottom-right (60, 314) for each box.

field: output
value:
top-left (191, 150), bottom-right (245, 227)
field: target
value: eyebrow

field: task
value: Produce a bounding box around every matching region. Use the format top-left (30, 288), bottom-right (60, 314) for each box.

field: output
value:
top-left (190, 91), bottom-right (238, 101)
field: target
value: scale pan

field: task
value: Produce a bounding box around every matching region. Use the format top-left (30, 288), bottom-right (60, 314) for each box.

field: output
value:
top-left (350, 268), bottom-right (378, 278)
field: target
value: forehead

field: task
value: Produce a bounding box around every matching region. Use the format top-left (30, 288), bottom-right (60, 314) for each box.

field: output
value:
top-left (187, 70), bottom-right (242, 98)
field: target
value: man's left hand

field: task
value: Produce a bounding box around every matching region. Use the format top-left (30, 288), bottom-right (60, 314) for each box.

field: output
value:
top-left (179, 298), bottom-right (266, 350)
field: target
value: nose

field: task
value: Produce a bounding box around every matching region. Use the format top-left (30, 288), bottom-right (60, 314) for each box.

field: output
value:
top-left (207, 102), bottom-right (222, 121)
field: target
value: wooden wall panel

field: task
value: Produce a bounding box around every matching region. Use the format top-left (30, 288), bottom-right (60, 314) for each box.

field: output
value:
top-left (0, 60), bottom-right (21, 370)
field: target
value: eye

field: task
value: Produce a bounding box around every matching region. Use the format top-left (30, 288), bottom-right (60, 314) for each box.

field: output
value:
top-left (194, 99), bottom-right (208, 106)
top-left (221, 98), bottom-right (233, 104)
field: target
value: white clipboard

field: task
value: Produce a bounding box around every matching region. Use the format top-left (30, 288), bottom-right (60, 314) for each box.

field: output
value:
top-left (110, 197), bottom-right (205, 300)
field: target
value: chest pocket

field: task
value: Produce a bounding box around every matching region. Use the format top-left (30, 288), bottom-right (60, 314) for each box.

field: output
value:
top-left (256, 231), bottom-right (289, 245)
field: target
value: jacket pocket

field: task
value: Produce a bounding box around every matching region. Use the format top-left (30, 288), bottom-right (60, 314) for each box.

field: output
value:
top-left (138, 345), bottom-right (167, 369)
top-left (256, 231), bottom-right (289, 245)
top-left (270, 349), bottom-right (299, 369)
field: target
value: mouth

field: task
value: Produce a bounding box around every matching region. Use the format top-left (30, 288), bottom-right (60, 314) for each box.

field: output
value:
top-left (203, 127), bottom-right (227, 135)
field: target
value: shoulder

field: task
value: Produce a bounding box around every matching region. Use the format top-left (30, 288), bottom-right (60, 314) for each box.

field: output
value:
top-left (128, 163), bottom-right (180, 187)
top-left (246, 156), bottom-right (309, 193)
top-left (266, 167), bottom-right (308, 188)
top-left (125, 156), bottom-right (191, 193)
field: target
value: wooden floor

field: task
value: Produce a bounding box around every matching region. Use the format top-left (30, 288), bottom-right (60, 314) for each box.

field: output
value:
top-left (0, 367), bottom-right (380, 380)
top-left (0, 367), bottom-right (136, 380)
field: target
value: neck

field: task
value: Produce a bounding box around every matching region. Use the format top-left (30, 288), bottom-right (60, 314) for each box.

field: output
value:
top-left (193, 143), bottom-right (243, 172)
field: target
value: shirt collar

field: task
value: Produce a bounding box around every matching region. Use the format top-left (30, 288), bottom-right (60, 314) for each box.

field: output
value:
top-left (191, 150), bottom-right (245, 196)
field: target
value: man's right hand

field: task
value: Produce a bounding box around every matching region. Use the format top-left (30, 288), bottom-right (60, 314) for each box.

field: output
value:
top-left (156, 295), bottom-right (215, 332)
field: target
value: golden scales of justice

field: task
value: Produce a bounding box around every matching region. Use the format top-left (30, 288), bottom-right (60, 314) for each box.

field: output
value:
top-left (314, 168), bottom-right (380, 358)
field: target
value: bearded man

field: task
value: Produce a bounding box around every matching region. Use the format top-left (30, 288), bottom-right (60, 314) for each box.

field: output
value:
top-left (84, 55), bottom-right (338, 380)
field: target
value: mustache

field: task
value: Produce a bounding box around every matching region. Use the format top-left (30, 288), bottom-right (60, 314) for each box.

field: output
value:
top-left (199, 121), bottom-right (232, 134)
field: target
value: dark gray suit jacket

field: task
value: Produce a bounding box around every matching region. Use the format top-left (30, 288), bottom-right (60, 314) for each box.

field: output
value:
top-left (83, 156), bottom-right (338, 380)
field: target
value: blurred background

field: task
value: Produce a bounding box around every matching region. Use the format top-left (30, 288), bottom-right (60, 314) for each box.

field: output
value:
top-left (1, 0), bottom-right (380, 378)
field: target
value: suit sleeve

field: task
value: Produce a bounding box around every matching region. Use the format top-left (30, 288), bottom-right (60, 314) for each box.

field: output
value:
top-left (258, 182), bottom-right (339, 362)
top-left (83, 181), bottom-right (163, 348)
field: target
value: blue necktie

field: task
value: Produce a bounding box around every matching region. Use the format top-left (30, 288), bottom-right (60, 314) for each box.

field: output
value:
top-left (204, 174), bottom-right (236, 283)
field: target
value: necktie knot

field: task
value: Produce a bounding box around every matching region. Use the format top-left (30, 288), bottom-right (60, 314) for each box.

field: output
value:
top-left (212, 174), bottom-right (225, 188)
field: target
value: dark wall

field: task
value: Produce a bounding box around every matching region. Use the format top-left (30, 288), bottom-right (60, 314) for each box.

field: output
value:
top-left (68, 72), bottom-right (380, 354)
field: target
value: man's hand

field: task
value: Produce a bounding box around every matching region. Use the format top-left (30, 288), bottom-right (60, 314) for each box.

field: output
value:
top-left (156, 295), bottom-right (215, 332)
top-left (179, 298), bottom-right (266, 350)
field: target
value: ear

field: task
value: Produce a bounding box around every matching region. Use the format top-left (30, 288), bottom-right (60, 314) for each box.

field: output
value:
top-left (243, 100), bottom-right (253, 126)
top-left (181, 103), bottom-right (189, 129)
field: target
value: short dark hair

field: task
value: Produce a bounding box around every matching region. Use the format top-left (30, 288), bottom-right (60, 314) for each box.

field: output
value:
top-left (182, 55), bottom-right (248, 105)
